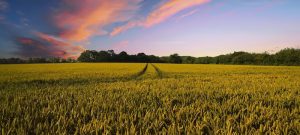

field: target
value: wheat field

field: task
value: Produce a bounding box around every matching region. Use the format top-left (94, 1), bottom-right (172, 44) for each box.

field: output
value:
top-left (0, 63), bottom-right (299, 134)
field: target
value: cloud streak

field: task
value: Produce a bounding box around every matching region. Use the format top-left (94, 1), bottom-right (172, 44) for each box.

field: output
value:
top-left (54, 0), bottom-right (142, 41)
top-left (13, 0), bottom-right (142, 58)
top-left (111, 0), bottom-right (210, 36)
top-left (16, 37), bottom-right (66, 58)
top-left (36, 32), bottom-right (85, 58)
top-left (8, 0), bottom-right (210, 58)
top-left (15, 32), bottom-right (84, 59)
top-left (176, 9), bottom-right (199, 21)
top-left (143, 0), bottom-right (209, 27)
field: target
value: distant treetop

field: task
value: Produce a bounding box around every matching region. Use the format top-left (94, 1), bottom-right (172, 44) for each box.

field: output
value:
top-left (1, 48), bottom-right (300, 66)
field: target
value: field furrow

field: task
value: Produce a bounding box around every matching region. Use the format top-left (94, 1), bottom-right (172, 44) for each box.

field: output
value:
top-left (151, 64), bottom-right (163, 79)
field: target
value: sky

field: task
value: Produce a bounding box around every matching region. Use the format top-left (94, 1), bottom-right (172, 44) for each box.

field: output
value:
top-left (0, 0), bottom-right (300, 58)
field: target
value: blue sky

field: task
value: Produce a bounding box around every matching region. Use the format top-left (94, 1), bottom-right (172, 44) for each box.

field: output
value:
top-left (0, 0), bottom-right (300, 58)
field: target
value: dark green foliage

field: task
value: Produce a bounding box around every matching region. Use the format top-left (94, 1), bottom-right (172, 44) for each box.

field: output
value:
top-left (231, 52), bottom-right (255, 64)
top-left (77, 50), bottom-right (162, 63)
top-left (168, 53), bottom-right (182, 64)
top-left (0, 57), bottom-right (77, 64)
top-left (275, 48), bottom-right (300, 65)
top-left (195, 56), bottom-right (216, 64)
top-left (182, 56), bottom-right (196, 64)
top-left (195, 48), bottom-right (300, 66)
top-left (1, 48), bottom-right (300, 65)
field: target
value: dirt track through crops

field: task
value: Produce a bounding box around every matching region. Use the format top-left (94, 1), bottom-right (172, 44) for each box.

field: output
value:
top-left (132, 63), bottom-right (163, 79)
top-left (151, 64), bottom-right (163, 78)
top-left (131, 63), bottom-right (148, 79)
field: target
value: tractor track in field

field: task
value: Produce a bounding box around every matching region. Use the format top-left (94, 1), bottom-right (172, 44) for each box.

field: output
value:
top-left (132, 63), bottom-right (148, 79)
top-left (1, 63), bottom-right (161, 89)
top-left (151, 64), bottom-right (163, 78)
top-left (131, 63), bottom-right (163, 79)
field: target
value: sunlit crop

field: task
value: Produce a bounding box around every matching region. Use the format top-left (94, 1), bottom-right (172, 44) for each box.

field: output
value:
top-left (0, 63), bottom-right (299, 134)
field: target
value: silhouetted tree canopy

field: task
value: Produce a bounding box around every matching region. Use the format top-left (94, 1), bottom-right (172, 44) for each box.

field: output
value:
top-left (193, 48), bottom-right (300, 66)
top-left (0, 57), bottom-right (77, 64)
top-left (182, 56), bottom-right (196, 64)
top-left (168, 54), bottom-right (182, 64)
top-left (77, 50), bottom-right (163, 63)
top-left (1, 48), bottom-right (300, 65)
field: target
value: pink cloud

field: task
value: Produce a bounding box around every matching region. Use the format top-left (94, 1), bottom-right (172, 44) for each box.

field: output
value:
top-left (16, 32), bottom-right (85, 59)
top-left (17, 0), bottom-right (142, 58)
top-left (110, 21), bottom-right (142, 36)
top-left (143, 0), bottom-right (210, 27)
top-left (36, 32), bottom-right (85, 58)
top-left (16, 37), bottom-right (67, 58)
top-left (54, 0), bottom-right (141, 41)
top-left (111, 0), bottom-right (210, 36)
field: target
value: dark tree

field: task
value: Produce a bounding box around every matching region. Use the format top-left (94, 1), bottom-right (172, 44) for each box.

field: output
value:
top-left (275, 48), bottom-right (300, 65)
top-left (182, 56), bottom-right (196, 64)
top-left (78, 50), bottom-right (94, 62)
top-left (117, 51), bottom-right (130, 62)
top-left (3, 48), bottom-right (300, 65)
top-left (195, 57), bottom-right (215, 64)
top-left (169, 54), bottom-right (182, 64)
top-left (231, 52), bottom-right (255, 64)
top-left (137, 53), bottom-right (148, 62)
top-left (97, 51), bottom-right (111, 62)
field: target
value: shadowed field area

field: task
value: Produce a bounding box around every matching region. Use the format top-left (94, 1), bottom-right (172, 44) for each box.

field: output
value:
top-left (0, 63), bottom-right (299, 134)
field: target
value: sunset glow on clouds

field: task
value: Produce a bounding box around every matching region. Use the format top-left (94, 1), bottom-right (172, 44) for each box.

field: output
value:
top-left (16, 32), bottom-right (85, 59)
top-left (36, 32), bottom-right (85, 58)
top-left (111, 0), bottom-right (210, 36)
top-left (143, 0), bottom-right (210, 27)
top-left (55, 0), bottom-right (142, 42)
top-left (0, 0), bottom-right (300, 58)
top-left (9, 0), bottom-right (211, 58)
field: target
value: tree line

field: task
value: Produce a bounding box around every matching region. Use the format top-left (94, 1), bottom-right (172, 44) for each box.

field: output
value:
top-left (0, 57), bottom-right (77, 64)
top-left (1, 48), bottom-right (300, 66)
top-left (187, 48), bottom-right (300, 66)
top-left (77, 50), bottom-right (163, 63)
top-left (77, 48), bottom-right (300, 66)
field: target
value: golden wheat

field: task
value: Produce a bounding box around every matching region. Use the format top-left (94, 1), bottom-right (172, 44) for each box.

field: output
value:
top-left (0, 63), bottom-right (299, 134)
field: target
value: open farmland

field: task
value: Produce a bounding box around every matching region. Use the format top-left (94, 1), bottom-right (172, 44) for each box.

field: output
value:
top-left (0, 63), bottom-right (299, 134)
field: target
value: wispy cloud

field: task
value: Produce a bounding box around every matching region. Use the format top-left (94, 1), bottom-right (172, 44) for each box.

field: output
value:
top-left (16, 37), bottom-right (66, 58)
top-left (14, 0), bottom-right (142, 58)
top-left (7, 0), bottom-right (210, 58)
top-left (143, 0), bottom-right (209, 27)
top-left (36, 32), bottom-right (85, 58)
top-left (54, 0), bottom-right (142, 41)
top-left (176, 9), bottom-right (199, 21)
top-left (15, 32), bottom-right (85, 59)
top-left (111, 0), bottom-right (210, 36)
top-left (110, 21), bottom-right (142, 36)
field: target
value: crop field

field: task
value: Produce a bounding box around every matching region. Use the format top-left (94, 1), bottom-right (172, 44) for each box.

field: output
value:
top-left (0, 63), bottom-right (299, 134)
